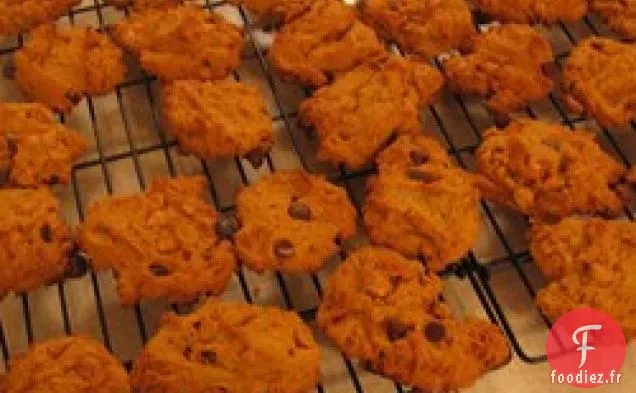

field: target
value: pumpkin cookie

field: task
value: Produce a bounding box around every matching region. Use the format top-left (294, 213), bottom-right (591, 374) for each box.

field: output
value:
top-left (14, 25), bottom-right (125, 113)
top-left (475, 119), bottom-right (627, 219)
top-left (299, 55), bottom-right (443, 169)
top-left (131, 300), bottom-right (320, 393)
top-left (0, 0), bottom-right (80, 36)
top-left (163, 80), bottom-right (273, 168)
top-left (317, 247), bottom-right (510, 392)
top-left (78, 176), bottom-right (236, 305)
top-left (234, 170), bottom-right (357, 273)
top-left (442, 24), bottom-right (553, 116)
top-left (591, 0), bottom-right (636, 39)
top-left (357, 0), bottom-right (475, 58)
top-left (0, 103), bottom-right (87, 187)
top-left (111, 5), bottom-right (244, 81)
top-left (562, 37), bottom-right (636, 127)
top-left (363, 134), bottom-right (482, 272)
top-left (472, 0), bottom-right (587, 24)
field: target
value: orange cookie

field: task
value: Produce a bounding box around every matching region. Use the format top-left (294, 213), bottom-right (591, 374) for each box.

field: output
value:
top-left (0, 0), bottom-right (80, 36)
top-left (472, 0), bottom-right (587, 24)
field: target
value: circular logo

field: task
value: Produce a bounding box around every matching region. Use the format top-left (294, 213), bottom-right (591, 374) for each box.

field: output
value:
top-left (547, 308), bottom-right (626, 388)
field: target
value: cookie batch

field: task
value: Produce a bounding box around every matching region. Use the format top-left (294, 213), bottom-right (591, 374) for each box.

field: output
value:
top-left (1, 0), bottom-right (636, 391)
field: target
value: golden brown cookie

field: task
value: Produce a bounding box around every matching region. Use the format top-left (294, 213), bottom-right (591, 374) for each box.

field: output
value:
top-left (107, 0), bottom-right (183, 11)
top-left (0, 103), bottom-right (87, 187)
top-left (562, 37), bottom-right (636, 128)
top-left (14, 25), bottom-right (126, 113)
top-left (442, 23), bottom-right (553, 116)
top-left (268, 0), bottom-right (387, 87)
top-left (78, 176), bottom-right (236, 305)
top-left (131, 300), bottom-right (320, 393)
top-left (363, 135), bottom-right (481, 272)
top-left (299, 56), bottom-right (443, 169)
top-left (591, 0), bottom-right (636, 39)
top-left (2, 336), bottom-right (131, 393)
top-left (163, 80), bottom-right (273, 168)
top-left (0, 188), bottom-right (73, 298)
top-left (111, 5), bottom-right (244, 81)
top-left (472, 0), bottom-right (587, 24)
top-left (234, 170), bottom-right (357, 273)
top-left (357, 0), bottom-right (475, 58)
top-left (475, 119), bottom-right (627, 219)
top-left (532, 218), bottom-right (636, 340)
top-left (0, 0), bottom-right (80, 36)
top-left (317, 247), bottom-right (510, 391)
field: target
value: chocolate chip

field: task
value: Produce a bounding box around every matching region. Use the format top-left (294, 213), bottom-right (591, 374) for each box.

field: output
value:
top-left (193, 321), bottom-right (202, 330)
top-left (273, 239), bottom-right (295, 258)
top-left (405, 168), bottom-right (440, 183)
top-left (148, 263), bottom-right (171, 276)
top-left (200, 350), bottom-right (217, 365)
top-left (6, 134), bottom-right (18, 156)
top-left (40, 224), bottom-right (53, 243)
top-left (65, 92), bottom-right (83, 105)
top-left (46, 175), bottom-right (60, 185)
top-left (409, 151), bottom-right (429, 165)
top-left (65, 250), bottom-right (89, 279)
top-left (288, 201), bottom-right (311, 221)
top-left (385, 318), bottom-right (410, 342)
top-left (423, 321), bottom-right (446, 343)
top-left (245, 148), bottom-right (266, 168)
top-left (215, 214), bottom-right (240, 240)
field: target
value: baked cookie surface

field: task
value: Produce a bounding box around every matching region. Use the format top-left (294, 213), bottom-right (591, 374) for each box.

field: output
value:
top-left (0, 103), bottom-right (86, 187)
top-left (78, 176), bottom-right (236, 305)
top-left (2, 336), bottom-right (130, 393)
top-left (163, 80), bottom-right (273, 167)
top-left (476, 119), bottom-right (627, 218)
top-left (472, 0), bottom-right (587, 24)
top-left (592, 0), bottom-right (636, 39)
top-left (363, 134), bottom-right (481, 272)
top-left (562, 37), bottom-right (636, 127)
top-left (235, 170), bottom-right (357, 273)
top-left (299, 56), bottom-right (443, 169)
top-left (317, 247), bottom-right (510, 391)
top-left (268, 0), bottom-right (387, 87)
top-left (358, 0), bottom-right (475, 58)
top-left (0, 0), bottom-right (80, 36)
top-left (14, 25), bottom-right (125, 113)
top-left (442, 24), bottom-right (553, 116)
top-left (111, 5), bottom-right (244, 81)
top-left (131, 300), bottom-right (320, 393)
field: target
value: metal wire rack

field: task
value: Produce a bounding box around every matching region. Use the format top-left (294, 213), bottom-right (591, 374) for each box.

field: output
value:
top-left (0, 0), bottom-right (635, 391)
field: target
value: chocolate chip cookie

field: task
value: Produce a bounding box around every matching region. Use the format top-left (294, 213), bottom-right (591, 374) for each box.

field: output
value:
top-left (317, 246), bottom-right (510, 391)
top-left (0, 188), bottom-right (73, 298)
top-left (533, 218), bottom-right (636, 340)
top-left (14, 25), bottom-right (126, 113)
top-left (476, 119), bottom-right (628, 219)
top-left (163, 80), bottom-right (273, 168)
top-left (358, 0), bottom-right (475, 58)
top-left (472, 0), bottom-right (587, 24)
top-left (562, 37), bottom-right (636, 127)
top-left (0, 0), bottom-right (80, 36)
top-left (131, 299), bottom-right (320, 393)
top-left (442, 23), bottom-right (553, 116)
top-left (591, 0), bottom-right (636, 39)
top-left (0, 103), bottom-right (87, 187)
top-left (299, 55), bottom-right (443, 169)
top-left (78, 176), bottom-right (236, 305)
top-left (2, 336), bottom-right (131, 393)
top-left (111, 5), bottom-right (244, 81)
top-left (363, 134), bottom-right (482, 272)
top-left (235, 170), bottom-right (357, 273)
top-left (268, 0), bottom-right (387, 87)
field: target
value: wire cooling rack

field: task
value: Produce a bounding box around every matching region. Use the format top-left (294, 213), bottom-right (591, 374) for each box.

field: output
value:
top-left (0, 1), bottom-right (635, 392)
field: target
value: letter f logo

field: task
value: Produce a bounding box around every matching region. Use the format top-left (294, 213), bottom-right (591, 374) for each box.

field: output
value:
top-left (572, 325), bottom-right (602, 368)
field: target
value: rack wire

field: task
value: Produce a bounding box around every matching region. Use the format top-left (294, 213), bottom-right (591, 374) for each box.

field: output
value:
top-left (0, 0), bottom-right (634, 391)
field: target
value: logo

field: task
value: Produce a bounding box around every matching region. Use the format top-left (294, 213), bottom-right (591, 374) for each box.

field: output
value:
top-left (547, 308), bottom-right (626, 388)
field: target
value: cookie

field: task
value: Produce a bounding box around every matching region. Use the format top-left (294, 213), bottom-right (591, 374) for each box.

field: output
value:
top-left (78, 176), bottom-right (236, 305)
top-left (472, 0), bottom-right (587, 24)
top-left (299, 56), bottom-right (443, 169)
top-left (591, 0), bottom-right (636, 39)
top-left (268, 0), bottom-right (387, 87)
top-left (532, 218), bottom-right (636, 340)
top-left (14, 25), bottom-right (126, 113)
top-left (163, 80), bottom-right (273, 168)
top-left (442, 24), bottom-right (553, 116)
top-left (363, 134), bottom-right (481, 272)
top-left (110, 5), bottom-right (244, 81)
top-left (107, 0), bottom-right (183, 11)
top-left (0, 0), bottom-right (80, 36)
top-left (0, 188), bottom-right (73, 298)
top-left (0, 103), bottom-right (87, 187)
top-left (357, 0), bottom-right (475, 58)
top-left (317, 247), bottom-right (510, 391)
top-left (562, 37), bottom-right (636, 128)
top-left (2, 336), bottom-right (130, 393)
top-left (475, 119), bottom-right (627, 218)
top-left (234, 170), bottom-right (357, 273)
top-left (131, 300), bottom-right (320, 393)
